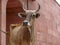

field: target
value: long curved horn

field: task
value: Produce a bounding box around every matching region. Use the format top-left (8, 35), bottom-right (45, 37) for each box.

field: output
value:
top-left (35, 3), bottom-right (40, 12)
top-left (22, 2), bottom-right (40, 12)
top-left (22, 3), bottom-right (27, 12)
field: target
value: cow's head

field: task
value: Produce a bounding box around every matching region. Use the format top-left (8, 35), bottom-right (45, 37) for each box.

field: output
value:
top-left (18, 3), bottom-right (40, 26)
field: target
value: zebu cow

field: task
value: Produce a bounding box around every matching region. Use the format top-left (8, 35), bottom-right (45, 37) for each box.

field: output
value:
top-left (9, 2), bottom-right (40, 45)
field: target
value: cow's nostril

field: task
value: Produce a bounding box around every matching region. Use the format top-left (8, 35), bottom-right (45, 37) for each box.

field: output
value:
top-left (23, 20), bottom-right (30, 26)
top-left (23, 22), bottom-right (28, 26)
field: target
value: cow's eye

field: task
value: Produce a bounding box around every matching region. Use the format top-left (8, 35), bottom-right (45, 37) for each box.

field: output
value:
top-left (21, 15), bottom-right (26, 18)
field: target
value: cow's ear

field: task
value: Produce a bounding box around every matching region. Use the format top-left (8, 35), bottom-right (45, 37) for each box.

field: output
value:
top-left (18, 13), bottom-right (26, 18)
top-left (36, 13), bottom-right (40, 18)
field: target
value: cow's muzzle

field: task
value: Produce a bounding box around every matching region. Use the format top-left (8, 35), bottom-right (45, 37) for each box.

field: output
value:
top-left (23, 20), bottom-right (30, 26)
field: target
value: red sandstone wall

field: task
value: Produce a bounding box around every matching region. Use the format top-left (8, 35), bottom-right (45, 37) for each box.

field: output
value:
top-left (0, 0), bottom-right (1, 45)
top-left (34, 0), bottom-right (60, 45)
top-left (1, 0), bottom-right (7, 45)
top-left (1, 0), bottom-right (60, 45)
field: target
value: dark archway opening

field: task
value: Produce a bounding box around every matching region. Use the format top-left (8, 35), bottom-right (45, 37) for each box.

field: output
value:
top-left (6, 0), bottom-right (24, 45)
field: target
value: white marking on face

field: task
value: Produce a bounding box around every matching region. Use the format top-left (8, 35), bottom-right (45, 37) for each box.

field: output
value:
top-left (28, 22), bottom-right (30, 26)
top-left (26, 10), bottom-right (36, 13)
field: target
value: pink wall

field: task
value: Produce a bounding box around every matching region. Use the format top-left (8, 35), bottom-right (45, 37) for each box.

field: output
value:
top-left (0, 1), bottom-right (1, 44)
top-left (1, 0), bottom-right (60, 45)
top-left (1, 0), bottom-right (8, 45)
top-left (34, 0), bottom-right (60, 45)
